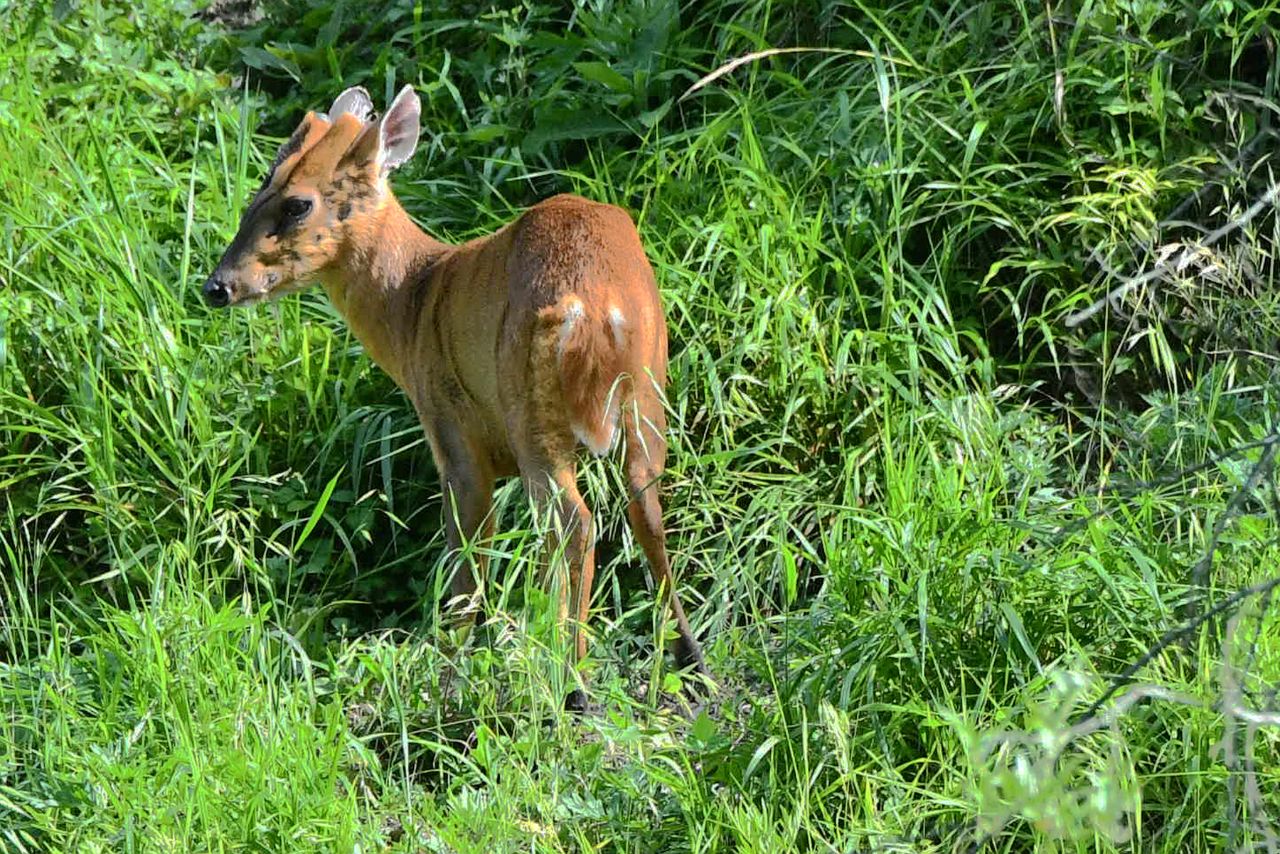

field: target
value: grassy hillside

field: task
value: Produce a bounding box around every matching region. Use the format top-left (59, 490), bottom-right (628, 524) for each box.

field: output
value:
top-left (2, 0), bottom-right (1279, 850)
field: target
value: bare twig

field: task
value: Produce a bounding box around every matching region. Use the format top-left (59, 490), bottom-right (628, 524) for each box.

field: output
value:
top-left (1073, 574), bottom-right (1280, 726)
top-left (1190, 432), bottom-right (1280, 596)
top-left (1065, 182), bottom-right (1280, 329)
top-left (1161, 128), bottom-right (1280, 227)
top-left (1221, 606), bottom-right (1280, 854)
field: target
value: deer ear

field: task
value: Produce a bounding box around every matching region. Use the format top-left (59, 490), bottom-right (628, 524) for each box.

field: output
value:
top-left (329, 86), bottom-right (374, 122)
top-left (378, 85), bottom-right (420, 173)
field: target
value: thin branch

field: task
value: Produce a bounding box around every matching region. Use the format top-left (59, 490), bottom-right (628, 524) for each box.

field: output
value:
top-left (1073, 574), bottom-right (1280, 726)
top-left (1189, 434), bottom-right (1280, 595)
top-left (1065, 182), bottom-right (1280, 328)
top-left (1161, 128), bottom-right (1280, 226)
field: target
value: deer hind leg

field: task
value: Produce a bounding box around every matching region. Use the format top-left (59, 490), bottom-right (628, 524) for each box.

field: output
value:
top-left (516, 302), bottom-right (607, 709)
top-left (519, 458), bottom-right (596, 711)
top-left (623, 393), bottom-right (709, 676)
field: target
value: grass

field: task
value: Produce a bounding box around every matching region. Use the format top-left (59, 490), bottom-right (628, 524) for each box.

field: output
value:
top-left (2, 0), bottom-right (1280, 850)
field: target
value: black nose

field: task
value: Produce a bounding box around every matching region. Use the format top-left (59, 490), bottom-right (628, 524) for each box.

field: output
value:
top-left (202, 276), bottom-right (231, 308)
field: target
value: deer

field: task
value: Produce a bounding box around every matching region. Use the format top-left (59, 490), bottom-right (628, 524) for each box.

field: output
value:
top-left (201, 85), bottom-right (708, 709)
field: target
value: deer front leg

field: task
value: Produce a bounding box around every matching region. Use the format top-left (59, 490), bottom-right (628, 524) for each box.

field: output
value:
top-left (441, 466), bottom-right (496, 606)
top-left (426, 422), bottom-right (496, 622)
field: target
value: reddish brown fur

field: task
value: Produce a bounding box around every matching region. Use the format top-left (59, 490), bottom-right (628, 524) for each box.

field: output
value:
top-left (205, 90), bottom-right (708, 698)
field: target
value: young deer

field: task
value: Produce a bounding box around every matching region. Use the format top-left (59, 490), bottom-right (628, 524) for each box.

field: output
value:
top-left (202, 86), bottom-right (708, 706)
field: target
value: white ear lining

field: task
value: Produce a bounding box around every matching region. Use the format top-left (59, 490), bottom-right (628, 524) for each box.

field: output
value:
top-left (377, 85), bottom-right (421, 174)
top-left (328, 86), bottom-right (374, 122)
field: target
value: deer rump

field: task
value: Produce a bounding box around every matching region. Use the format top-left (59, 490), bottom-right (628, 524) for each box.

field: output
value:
top-left (507, 198), bottom-right (666, 461)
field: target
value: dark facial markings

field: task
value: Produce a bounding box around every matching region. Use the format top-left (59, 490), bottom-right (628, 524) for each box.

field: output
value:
top-left (270, 124), bottom-right (308, 173)
top-left (242, 186), bottom-right (277, 226)
top-left (322, 170), bottom-right (374, 224)
top-left (331, 170), bottom-right (376, 201)
top-left (258, 246), bottom-right (302, 266)
top-left (251, 123), bottom-right (309, 201)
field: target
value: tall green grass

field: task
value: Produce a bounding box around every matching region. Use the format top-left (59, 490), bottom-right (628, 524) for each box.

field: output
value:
top-left (2, 0), bottom-right (1279, 850)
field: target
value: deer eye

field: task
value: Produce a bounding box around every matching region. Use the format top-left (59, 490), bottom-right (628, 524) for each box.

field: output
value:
top-left (281, 197), bottom-right (313, 219)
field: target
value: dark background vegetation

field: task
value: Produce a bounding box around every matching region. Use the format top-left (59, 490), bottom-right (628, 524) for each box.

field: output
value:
top-left (2, 0), bottom-right (1279, 850)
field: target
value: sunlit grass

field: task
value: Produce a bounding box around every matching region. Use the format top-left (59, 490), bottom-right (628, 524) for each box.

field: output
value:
top-left (1, 0), bottom-right (1279, 851)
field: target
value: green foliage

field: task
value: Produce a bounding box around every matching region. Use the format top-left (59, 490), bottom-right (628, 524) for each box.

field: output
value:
top-left (2, 0), bottom-right (1280, 851)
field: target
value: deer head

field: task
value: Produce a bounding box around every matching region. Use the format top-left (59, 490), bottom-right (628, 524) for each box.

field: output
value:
top-left (201, 85), bottom-right (421, 308)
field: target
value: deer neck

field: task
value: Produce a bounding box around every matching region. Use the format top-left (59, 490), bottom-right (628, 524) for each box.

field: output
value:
top-left (322, 195), bottom-right (445, 388)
